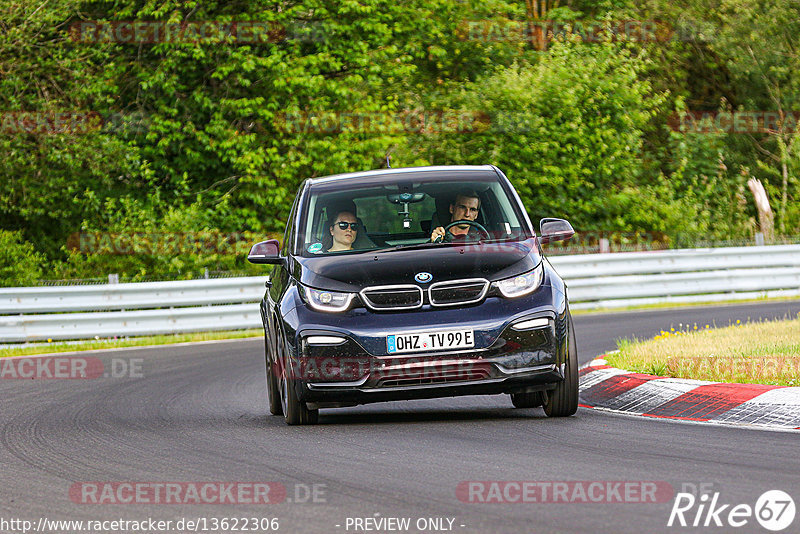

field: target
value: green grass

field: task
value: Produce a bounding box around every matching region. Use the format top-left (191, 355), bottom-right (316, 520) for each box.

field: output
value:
top-left (571, 295), bottom-right (800, 315)
top-left (0, 330), bottom-right (262, 358)
top-left (606, 316), bottom-right (800, 386)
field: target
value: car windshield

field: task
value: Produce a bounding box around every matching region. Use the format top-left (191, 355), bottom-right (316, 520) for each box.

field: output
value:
top-left (297, 174), bottom-right (530, 256)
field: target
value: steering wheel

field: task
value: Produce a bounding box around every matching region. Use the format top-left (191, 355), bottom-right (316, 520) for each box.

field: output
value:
top-left (435, 220), bottom-right (490, 242)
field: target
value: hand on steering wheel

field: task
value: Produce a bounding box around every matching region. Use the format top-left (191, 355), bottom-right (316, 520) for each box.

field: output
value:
top-left (434, 220), bottom-right (489, 243)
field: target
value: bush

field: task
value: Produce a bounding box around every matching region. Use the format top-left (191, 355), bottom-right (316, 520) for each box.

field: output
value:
top-left (402, 36), bottom-right (675, 235)
top-left (52, 196), bottom-right (277, 282)
top-left (0, 231), bottom-right (44, 287)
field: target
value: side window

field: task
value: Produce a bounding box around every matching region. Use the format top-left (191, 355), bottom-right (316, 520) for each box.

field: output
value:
top-left (309, 205), bottom-right (333, 244)
top-left (318, 206), bottom-right (330, 241)
top-left (282, 192), bottom-right (300, 256)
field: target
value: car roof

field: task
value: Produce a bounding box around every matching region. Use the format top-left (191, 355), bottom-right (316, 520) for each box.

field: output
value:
top-left (306, 165), bottom-right (499, 186)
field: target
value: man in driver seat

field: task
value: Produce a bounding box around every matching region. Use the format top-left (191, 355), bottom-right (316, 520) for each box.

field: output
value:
top-left (430, 189), bottom-right (481, 242)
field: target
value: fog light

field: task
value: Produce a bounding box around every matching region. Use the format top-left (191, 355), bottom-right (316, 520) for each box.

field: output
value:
top-left (306, 335), bottom-right (347, 345)
top-left (511, 318), bottom-right (550, 330)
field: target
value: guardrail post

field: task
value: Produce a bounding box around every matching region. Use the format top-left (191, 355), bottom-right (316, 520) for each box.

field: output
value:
top-left (108, 273), bottom-right (119, 284)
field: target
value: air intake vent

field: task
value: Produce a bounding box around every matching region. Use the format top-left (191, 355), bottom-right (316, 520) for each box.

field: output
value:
top-left (429, 279), bottom-right (489, 307)
top-left (377, 368), bottom-right (491, 388)
top-left (360, 285), bottom-right (423, 310)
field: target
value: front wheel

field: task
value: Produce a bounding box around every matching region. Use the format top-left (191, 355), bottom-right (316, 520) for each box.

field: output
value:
top-left (266, 359), bottom-right (283, 416)
top-left (543, 311), bottom-right (579, 417)
top-left (281, 375), bottom-right (319, 425)
top-left (277, 341), bottom-right (318, 425)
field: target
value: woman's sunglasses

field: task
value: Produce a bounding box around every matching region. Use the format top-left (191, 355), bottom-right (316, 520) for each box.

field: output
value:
top-left (335, 221), bottom-right (359, 230)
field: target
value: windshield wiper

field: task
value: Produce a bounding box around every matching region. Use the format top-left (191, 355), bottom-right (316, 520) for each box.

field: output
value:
top-left (375, 240), bottom-right (481, 253)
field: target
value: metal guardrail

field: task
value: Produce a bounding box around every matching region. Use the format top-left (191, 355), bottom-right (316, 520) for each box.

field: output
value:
top-left (2, 244), bottom-right (799, 342)
top-left (1, 277), bottom-right (265, 314)
top-left (552, 244), bottom-right (800, 309)
top-left (549, 244), bottom-right (800, 277)
top-left (0, 304), bottom-right (260, 343)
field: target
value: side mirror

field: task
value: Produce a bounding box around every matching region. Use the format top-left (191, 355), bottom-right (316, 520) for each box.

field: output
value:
top-left (247, 239), bottom-right (282, 264)
top-left (539, 218), bottom-right (575, 244)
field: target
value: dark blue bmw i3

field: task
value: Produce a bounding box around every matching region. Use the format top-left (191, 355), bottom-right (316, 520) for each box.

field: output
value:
top-left (248, 165), bottom-right (577, 424)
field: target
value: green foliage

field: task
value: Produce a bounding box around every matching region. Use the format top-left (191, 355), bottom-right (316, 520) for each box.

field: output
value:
top-left (711, 0), bottom-right (800, 234)
top-left (402, 37), bottom-right (675, 235)
top-left (0, 231), bottom-right (44, 287)
top-left (631, 0), bottom-right (800, 237)
top-left (2, 0), bottom-right (799, 285)
top-left (0, 0), bottom-right (147, 260)
top-left (53, 196), bottom-right (274, 281)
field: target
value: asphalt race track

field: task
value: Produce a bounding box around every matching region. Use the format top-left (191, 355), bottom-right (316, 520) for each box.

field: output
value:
top-left (1, 300), bottom-right (799, 534)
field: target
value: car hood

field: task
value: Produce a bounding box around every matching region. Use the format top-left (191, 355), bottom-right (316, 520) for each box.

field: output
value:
top-left (293, 238), bottom-right (542, 292)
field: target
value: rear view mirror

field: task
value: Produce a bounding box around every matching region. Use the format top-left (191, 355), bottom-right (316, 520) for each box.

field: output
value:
top-left (387, 192), bottom-right (426, 229)
top-left (386, 192), bottom-right (426, 204)
top-left (539, 218), bottom-right (575, 244)
top-left (247, 239), bottom-right (282, 264)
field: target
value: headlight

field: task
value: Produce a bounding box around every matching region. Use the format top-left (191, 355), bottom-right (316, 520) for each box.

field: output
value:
top-left (302, 286), bottom-right (355, 312)
top-left (493, 264), bottom-right (543, 298)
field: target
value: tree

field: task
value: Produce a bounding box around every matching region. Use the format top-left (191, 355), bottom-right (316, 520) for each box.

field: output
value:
top-left (0, 0), bottom-right (145, 259)
top-left (401, 36), bottom-right (679, 237)
top-left (0, 231), bottom-right (44, 286)
top-left (712, 0), bottom-right (800, 234)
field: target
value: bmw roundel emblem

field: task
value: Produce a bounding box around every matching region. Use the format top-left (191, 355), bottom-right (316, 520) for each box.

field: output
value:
top-left (414, 272), bottom-right (433, 284)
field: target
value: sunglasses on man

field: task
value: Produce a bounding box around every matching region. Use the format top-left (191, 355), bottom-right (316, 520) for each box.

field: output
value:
top-left (335, 221), bottom-right (359, 230)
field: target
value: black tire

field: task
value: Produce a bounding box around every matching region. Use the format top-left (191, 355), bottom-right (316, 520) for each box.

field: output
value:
top-left (510, 391), bottom-right (544, 408)
top-left (277, 339), bottom-right (318, 425)
top-left (543, 311), bottom-right (579, 417)
top-left (266, 359), bottom-right (283, 416)
top-left (282, 376), bottom-right (319, 425)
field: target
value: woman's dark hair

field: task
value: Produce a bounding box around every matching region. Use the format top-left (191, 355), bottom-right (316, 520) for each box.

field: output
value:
top-left (322, 209), bottom-right (357, 250)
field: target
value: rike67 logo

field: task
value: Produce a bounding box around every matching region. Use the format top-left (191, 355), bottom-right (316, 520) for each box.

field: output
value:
top-left (668, 489), bottom-right (795, 531)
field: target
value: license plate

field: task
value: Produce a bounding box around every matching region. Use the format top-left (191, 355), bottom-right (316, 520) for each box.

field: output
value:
top-left (386, 329), bottom-right (474, 354)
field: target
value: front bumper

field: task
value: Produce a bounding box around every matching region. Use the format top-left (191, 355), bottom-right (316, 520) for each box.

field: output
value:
top-left (281, 292), bottom-right (569, 407)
